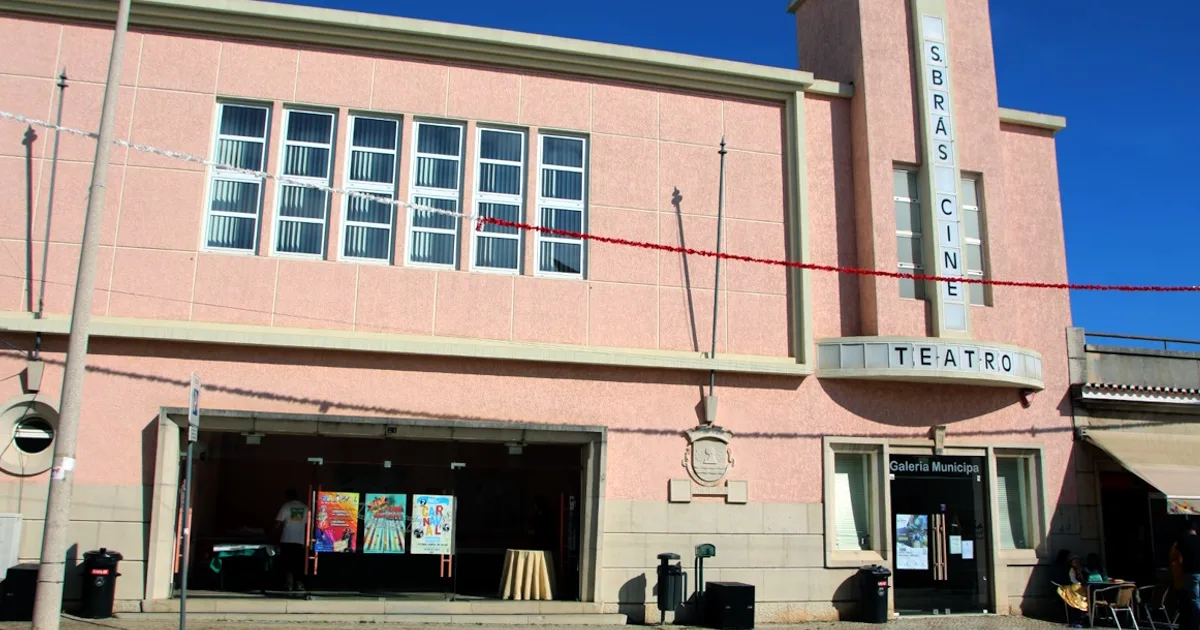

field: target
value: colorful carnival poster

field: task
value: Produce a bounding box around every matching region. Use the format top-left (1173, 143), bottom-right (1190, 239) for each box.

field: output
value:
top-left (314, 491), bottom-right (360, 553)
top-left (410, 494), bottom-right (454, 555)
top-left (363, 494), bottom-right (407, 554)
top-left (895, 514), bottom-right (929, 570)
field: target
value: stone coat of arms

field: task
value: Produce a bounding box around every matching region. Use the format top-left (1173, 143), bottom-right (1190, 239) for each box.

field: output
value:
top-left (681, 425), bottom-right (734, 487)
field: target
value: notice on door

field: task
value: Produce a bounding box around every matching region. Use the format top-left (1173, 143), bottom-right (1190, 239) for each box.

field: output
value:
top-left (949, 535), bottom-right (962, 555)
top-left (315, 491), bottom-right (360, 553)
top-left (962, 540), bottom-right (975, 560)
top-left (411, 494), bottom-right (454, 555)
top-left (896, 514), bottom-right (929, 570)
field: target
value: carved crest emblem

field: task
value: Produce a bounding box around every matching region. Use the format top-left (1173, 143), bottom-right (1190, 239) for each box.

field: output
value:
top-left (682, 426), bottom-right (734, 487)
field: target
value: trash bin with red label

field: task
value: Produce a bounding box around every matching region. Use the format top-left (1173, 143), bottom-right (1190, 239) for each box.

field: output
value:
top-left (80, 548), bottom-right (123, 619)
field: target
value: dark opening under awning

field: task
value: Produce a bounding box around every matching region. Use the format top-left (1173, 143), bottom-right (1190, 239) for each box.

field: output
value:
top-left (1083, 429), bottom-right (1200, 515)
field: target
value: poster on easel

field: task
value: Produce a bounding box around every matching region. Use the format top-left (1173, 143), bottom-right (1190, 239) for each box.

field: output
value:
top-left (364, 494), bottom-right (407, 554)
top-left (410, 494), bottom-right (454, 555)
top-left (315, 492), bottom-right (360, 553)
top-left (895, 514), bottom-right (929, 570)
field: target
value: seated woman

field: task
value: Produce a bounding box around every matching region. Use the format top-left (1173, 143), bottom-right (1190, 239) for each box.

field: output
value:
top-left (1056, 555), bottom-right (1089, 628)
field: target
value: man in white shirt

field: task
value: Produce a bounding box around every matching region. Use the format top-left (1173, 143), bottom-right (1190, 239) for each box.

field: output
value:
top-left (274, 489), bottom-right (308, 592)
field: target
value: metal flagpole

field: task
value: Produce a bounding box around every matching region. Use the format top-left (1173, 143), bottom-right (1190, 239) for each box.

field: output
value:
top-left (32, 1), bottom-right (131, 627)
top-left (179, 374), bottom-right (201, 630)
top-left (707, 137), bottom-right (728, 402)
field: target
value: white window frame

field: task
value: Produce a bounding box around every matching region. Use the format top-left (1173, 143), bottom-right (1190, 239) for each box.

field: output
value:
top-left (272, 108), bottom-right (336, 259)
top-left (823, 438), bottom-right (886, 568)
top-left (405, 120), bottom-right (465, 269)
top-left (535, 134), bottom-right (588, 280)
top-left (470, 127), bottom-right (525, 274)
top-left (961, 175), bottom-right (988, 306)
top-left (993, 450), bottom-right (1043, 553)
top-left (339, 114), bottom-right (401, 264)
top-left (201, 101), bottom-right (270, 255)
top-left (894, 167), bottom-right (924, 300)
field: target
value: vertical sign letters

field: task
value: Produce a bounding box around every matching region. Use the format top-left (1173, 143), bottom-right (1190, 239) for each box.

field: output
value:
top-left (919, 13), bottom-right (968, 334)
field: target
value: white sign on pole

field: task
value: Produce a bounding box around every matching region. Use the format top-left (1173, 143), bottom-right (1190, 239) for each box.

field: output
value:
top-left (187, 373), bottom-right (201, 442)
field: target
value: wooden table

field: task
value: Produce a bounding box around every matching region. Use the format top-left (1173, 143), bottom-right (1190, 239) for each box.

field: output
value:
top-left (499, 549), bottom-right (555, 601)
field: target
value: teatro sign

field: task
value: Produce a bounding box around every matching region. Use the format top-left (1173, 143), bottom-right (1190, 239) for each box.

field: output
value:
top-left (815, 337), bottom-right (1044, 390)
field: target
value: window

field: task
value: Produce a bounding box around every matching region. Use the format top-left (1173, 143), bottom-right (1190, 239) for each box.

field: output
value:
top-left (894, 168), bottom-right (924, 299)
top-left (996, 455), bottom-right (1035, 550)
top-left (274, 110), bottom-right (335, 257)
top-left (204, 103), bottom-right (269, 252)
top-left (341, 116), bottom-right (400, 262)
top-left (471, 128), bottom-right (525, 272)
top-left (536, 135), bottom-right (587, 277)
top-left (961, 176), bottom-right (988, 306)
top-left (834, 453), bottom-right (872, 551)
top-left (406, 122), bottom-right (464, 267)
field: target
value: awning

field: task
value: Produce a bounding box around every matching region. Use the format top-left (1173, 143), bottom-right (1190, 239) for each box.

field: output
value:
top-left (1083, 429), bottom-right (1200, 516)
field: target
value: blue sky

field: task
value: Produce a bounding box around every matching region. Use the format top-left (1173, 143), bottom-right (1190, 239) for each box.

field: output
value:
top-left (283, 0), bottom-right (1199, 341)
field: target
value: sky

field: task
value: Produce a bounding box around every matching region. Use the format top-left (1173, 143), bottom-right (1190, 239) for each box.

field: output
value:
top-left (280, 0), bottom-right (1200, 341)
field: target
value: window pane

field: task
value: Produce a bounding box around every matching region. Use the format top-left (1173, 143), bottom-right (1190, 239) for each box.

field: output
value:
top-left (895, 200), bottom-right (921, 233)
top-left (415, 157), bottom-right (459, 189)
top-left (286, 112), bottom-right (332, 144)
top-left (352, 118), bottom-right (397, 150)
top-left (283, 145), bottom-right (329, 179)
top-left (417, 125), bottom-right (461, 156)
top-left (480, 130), bottom-right (522, 162)
top-left (206, 214), bottom-right (255, 250)
top-left (997, 458), bottom-right (1030, 549)
top-left (966, 243), bottom-right (983, 272)
top-left (541, 207), bottom-right (582, 235)
top-left (542, 169), bottom-right (583, 200)
top-left (210, 179), bottom-right (259, 215)
top-left (963, 208), bottom-right (981, 241)
top-left (539, 241), bottom-right (581, 274)
top-left (349, 151), bottom-right (395, 184)
top-left (478, 203), bottom-right (519, 234)
top-left (275, 220), bottom-right (324, 255)
top-left (220, 105), bottom-right (267, 138)
top-left (961, 177), bottom-right (979, 207)
top-left (476, 236), bottom-right (519, 270)
top-left (479, 163), bottom-right (521, 195)
top-left (278, 186), bottom-right (327, 219)
top-left (215, 139), bottom-right (263, 171)
top-left (343, 225), bottom-right (391, 260)
top-left (412, 196), bottom-right (458, 231)
top-left (899, 274), bottom-right (926, 300)
top-left (897, 235), bottom-right (922, 265)
top-left (834, 453), bottom-right (870, 551)
top-left (347, 194), bottom-right (392, 225)
top-left (969, 281), bottom-right (986, 306)
top-left (542, 137), bottom-right (583, 168)
top-left (410, 231), bottom-right (456, 265)
top-left (893, 169), bottom-right (919, 199)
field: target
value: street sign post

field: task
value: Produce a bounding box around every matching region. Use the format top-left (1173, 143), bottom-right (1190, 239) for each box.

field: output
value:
top-left (180, 373), bottom-right (200, 630)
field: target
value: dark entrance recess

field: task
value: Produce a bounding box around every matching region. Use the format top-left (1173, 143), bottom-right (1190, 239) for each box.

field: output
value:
top-left (180, 431), bottom-right (583, 600)
top-left (890, 454), bottom-right (991, 615)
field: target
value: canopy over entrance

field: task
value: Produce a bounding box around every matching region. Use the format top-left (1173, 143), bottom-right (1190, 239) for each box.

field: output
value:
top-left (1084, 429), bottom-right (1200, 515)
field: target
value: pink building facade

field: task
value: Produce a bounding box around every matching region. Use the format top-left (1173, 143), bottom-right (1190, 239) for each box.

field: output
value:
top-left (0, 0), bottom-right (1081, 622)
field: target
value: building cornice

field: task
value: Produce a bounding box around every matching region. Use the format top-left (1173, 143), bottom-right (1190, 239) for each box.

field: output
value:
top-left (0, 0), bottom-right (855, 100)
top-left (999, 107), bottom-right (1067, 134)
top-left (0, 311), bottom-right (812, 378)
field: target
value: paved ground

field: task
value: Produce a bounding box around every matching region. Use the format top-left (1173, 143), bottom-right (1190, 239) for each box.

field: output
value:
top-left (0, 615), bottom-right (1069, 629)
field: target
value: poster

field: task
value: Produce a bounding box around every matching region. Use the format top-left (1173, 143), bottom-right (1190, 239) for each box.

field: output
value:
top-left (895, 514), bottom-right (929, 570)
top-left (364, 494), bottom-right (407, 554)
top-left (314, 491), bottom-right (360, 553)
top-left (411, 494), bottom-right (454, 555)
top-left (949, 535), bottom-right (962, 555)
top-left (962, 540), bottom-right (975, 560)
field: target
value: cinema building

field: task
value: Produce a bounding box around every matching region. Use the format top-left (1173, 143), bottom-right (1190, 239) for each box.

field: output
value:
top-left (0, 0), bottom-right (1079, 622)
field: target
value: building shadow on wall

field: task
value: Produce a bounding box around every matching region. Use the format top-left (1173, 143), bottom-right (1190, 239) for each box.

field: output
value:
top-left (821, 379), bottom-right (1030, 428)
top-left (618, 572), bottom-right (647, 623)
top-left (670, 186), bottom-right (717, 426)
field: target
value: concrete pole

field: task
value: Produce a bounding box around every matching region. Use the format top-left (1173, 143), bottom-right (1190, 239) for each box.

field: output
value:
top-left (32, 0), bottom-right (132, 627)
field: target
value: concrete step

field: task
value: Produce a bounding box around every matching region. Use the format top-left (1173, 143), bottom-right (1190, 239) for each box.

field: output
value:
top-left (120, 612), bottom-right (629, 625)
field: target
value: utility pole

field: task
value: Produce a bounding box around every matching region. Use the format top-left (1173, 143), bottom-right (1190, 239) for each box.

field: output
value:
top-left (32, 1), bottom-right (132, 627)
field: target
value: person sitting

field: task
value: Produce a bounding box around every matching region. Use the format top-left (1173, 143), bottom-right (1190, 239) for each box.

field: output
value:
top-left (1056, 554), bottom-right (1089, 628)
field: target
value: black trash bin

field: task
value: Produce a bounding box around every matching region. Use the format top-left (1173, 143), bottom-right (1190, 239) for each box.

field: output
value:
top-left (79, 548), bottom-right (123, 619)
top-left (857, 565), bottom-right (891, 623)
top-left (655, 552), bottom-right (684, 614)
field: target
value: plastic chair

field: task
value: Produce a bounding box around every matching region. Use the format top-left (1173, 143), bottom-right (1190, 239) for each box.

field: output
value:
top-left (1093, 583), bottom-right (1140, 630)
top-left (1137, 584), bottom-right (1178, 630)
top-left (1053, 581), bottom-right (1075, 625)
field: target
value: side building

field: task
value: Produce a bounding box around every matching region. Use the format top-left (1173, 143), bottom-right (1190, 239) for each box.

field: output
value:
top-left (0, 0), bottom-right (1077, 621)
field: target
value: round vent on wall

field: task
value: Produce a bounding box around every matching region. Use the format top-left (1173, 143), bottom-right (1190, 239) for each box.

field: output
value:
top-left (0, 395), bottom-right (60, 476)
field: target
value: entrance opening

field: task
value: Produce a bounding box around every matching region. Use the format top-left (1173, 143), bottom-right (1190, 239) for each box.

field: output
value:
top-left (890, 454), bottom-right (990, 615)
top-left (181, 430), bottom-right (584, 601)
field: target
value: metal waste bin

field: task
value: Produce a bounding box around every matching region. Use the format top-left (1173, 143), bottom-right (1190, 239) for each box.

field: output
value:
top-left (79, 548), bottom-right (123, 619)
top-left (656, 552), bottom-right (684, 614)
top-left (857, 564), bottom-right (890, 623)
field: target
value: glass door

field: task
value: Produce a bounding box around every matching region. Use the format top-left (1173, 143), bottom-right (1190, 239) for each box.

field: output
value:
top-left (890, 454), bottom-right (990, 615)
